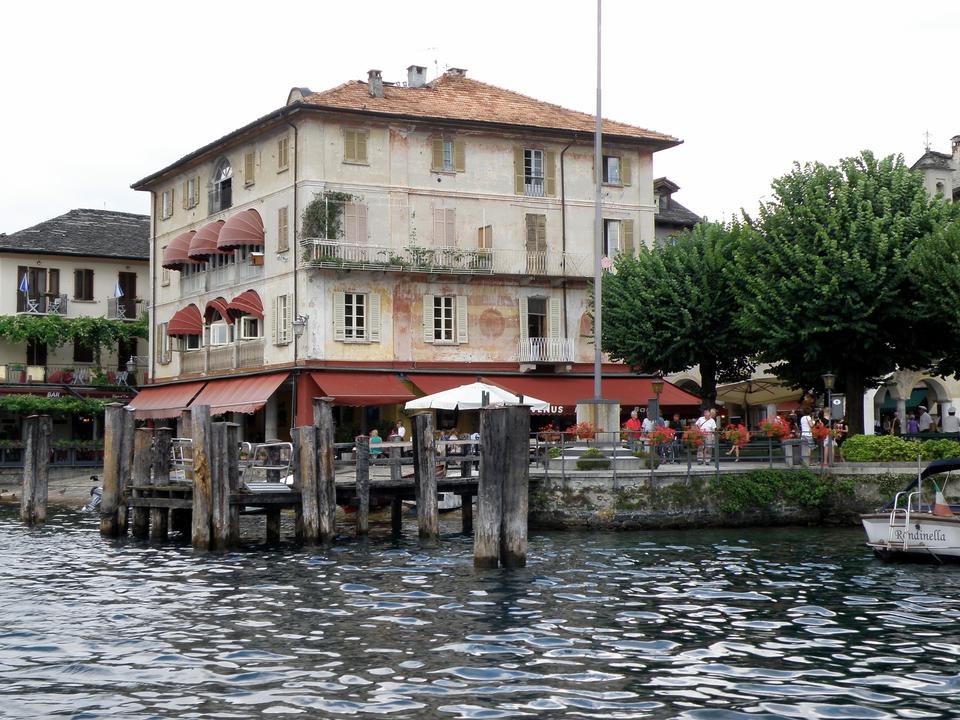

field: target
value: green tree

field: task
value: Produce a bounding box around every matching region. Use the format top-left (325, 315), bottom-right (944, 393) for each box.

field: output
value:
top-left (601, 220), bottom-right (754, 407)
top-left (909, 219), bottom-right (960, 376)
top-left (735, 151), bottom-right (954, 434)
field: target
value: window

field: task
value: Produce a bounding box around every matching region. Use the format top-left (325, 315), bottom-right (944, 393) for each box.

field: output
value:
top-left (273, 294), bottom-right (292, 345)
top-left (603, 218), bottom-right (635, 258)
top-left (936, 181), bottom-right (946, 195)
top-left (343, 202), bottom-right (368, 244)
top-left (477, 225), bottom-right (493, 250)
top-left (519, 296), bottom-right (561, 341)
top-left (239, 315), bottom-right (262, 339)
top-left (422, 294), bottom-right (468, 344)
top-left (161, 189), bottom-right (173, 220)
top-left (243, 151), bottom-right (256, 187)
top-left (183, 333), bottom-right (201, 351)
top-left (334, 291), bottom-right (381, 343)
top-left (161, 250), bottom-right (170, 286)
top-left (277, 206), bottom-right (289, 252)
top-left (73, 339), bottom-right (94, 364)
top-left (207, 311), bottom-right (231, 346)
top-left (602, 155), bottom-right (631, 185)
top-left (182, 175), bottom-right (200, 209)
top-left (525, 214), bottom-right (547, 273)
top-left (431, 137), bottom-right (465, 172)
top-left (73, 269), bottom-right (94, 301)
top-left (433, 208), bottom-right (456, 245)
top-left (343, 128), bottom-right (369, 164)
top-left (209, 158), bottom-right (232, 213)
top-left (155, 323), bottom-right (172, 364)
top-left (278, 136), bottom-right (290, 171)
top-left (658, 193), bottom-right (669, 210)
top-left (515, 147), bottom-right (556, 197)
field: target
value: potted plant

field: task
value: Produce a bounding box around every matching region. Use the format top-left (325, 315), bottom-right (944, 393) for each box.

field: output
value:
top-left (576, 447), bottom-right (610, 470)
top-left (570, 421), bottom-right (599, 441)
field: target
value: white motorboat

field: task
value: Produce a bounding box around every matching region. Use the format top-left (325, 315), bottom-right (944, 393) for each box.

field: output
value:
top-left (861, 458), bottom-right (960, 563)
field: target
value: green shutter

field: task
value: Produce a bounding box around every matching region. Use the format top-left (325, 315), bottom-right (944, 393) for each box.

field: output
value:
top-left (453, 140), bottom-right (466, 172)
top-left (344, 130), bottom-right (355, 161)
top-left (431, 138), bottom-right (444, 170)
top-left (622, 219), bottom-right (635, 255)
top-left (514, 146), bottom-right (525, 195)
top-left (544, 150), bottom-right (557, 196)
top-left (621, 157), bottom-right (632, 186)
top-left (357, 132), bottom-right (368, 163)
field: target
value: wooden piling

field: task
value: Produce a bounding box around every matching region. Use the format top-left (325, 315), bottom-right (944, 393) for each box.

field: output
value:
top-left (498, 406), bottom-right (530, 568)
top-left (130, 428), bottom-right (154, 538)
top-left (100, 403), bottom-right (125, 537)
top-left (391, 496), bottom-right (403, 535)
top-left (225, 423), bottom-right (240, 546)
top-left (151, 427), bottom-right (172, 540)
top-left (20, 414), bottom-right (51, 526)
top-left (412, 413), bottom-right (439, 543)
top-left (117, 407), bottom-right (135, 536)
top-left (355, 435), bottom-right (370, 536)
top-left (474, 408), bottom-right (503, 567)
top-left (389, 445), bottom-right (401, 483)
top-left (266, 509), bottom-right (281, 544)
top-left (313, 398), bottom-right (337, 544)
top-left (210, 421), bottom-right (233, 549)
top-left (461, 493), bottom-right (473, 535)
top-left (190, 404), bottom-right (213, 550)
top-left (293, 425), bottom-right (321, 544)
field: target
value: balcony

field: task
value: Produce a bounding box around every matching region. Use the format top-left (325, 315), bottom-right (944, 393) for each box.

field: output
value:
top-left (107, 298), bottom-right (142, 321)
top-left (302, 240), bottom-right (591, 278)
top-left (16, 293), bottom-right (68, 316)
top-left (179, 339), bottom-right (265, 375)
top-left (517, 337), bottom-right (576, 364)
top-left (178, 258), bottom-right (263, 295)
top-left (1, 363), bottom-right (138, 387)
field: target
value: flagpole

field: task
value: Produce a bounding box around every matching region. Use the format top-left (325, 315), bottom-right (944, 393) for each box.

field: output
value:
top-left (592, 0), bottom-right (603, 401)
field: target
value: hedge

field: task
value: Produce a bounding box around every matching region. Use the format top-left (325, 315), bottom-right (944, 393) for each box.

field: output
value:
top-left (841, 434), bottom-right (960, 462)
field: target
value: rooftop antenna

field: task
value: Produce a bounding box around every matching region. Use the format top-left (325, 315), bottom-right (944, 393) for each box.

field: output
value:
top-left (924, 130), bottom-right (932, 151)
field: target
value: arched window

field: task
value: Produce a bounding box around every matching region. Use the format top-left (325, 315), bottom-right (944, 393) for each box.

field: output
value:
top-left (210, 158), bottom-right (233, 213)
top-left (206, 310), bottom-right (232, 346)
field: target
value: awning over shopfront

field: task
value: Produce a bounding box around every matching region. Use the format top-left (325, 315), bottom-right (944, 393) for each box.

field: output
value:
top-left (879, 387), bottom-right (929, 412)
top-left (310, 371), bottom-right (415, 406)
top-left (189, 372), bottom-right (289, 415)
top-left (484, 375), bottom-right (700, 415)
top-left (227, 289), bottom-right (264, 320)
top-left (167, 304), bottom-right (203, 336)
top-left (126, 381), bottom-right (206, 420)
top-left (162, 231), bottom-right (196, 270)
top-left (188, 219), bottom-right (226, 261)
top-left (218, 209), bottom-right (264, 250)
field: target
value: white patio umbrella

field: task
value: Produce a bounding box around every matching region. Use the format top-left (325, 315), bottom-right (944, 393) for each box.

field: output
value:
top-left (404, 381), bottom-right (550, 412)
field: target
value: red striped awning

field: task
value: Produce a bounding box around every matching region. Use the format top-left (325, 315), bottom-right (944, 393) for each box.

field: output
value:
top-left (218, 209), bottom-right (264, 250)
top-left (188, 220), bottom-right (226, 261)
top-left (310, 372), bottom-right (415, 406)
top-left (189, 372), bottom-right (289, 415)
top-left (204, 297), bottom-right (232, 324)
top-left (166, 304), bottom-right (203, 336)
top-left (126, 381), bottom-right (206, 420)
top-left (162, 231), bottom-right (196, 270)
top-left (227, 289), bottom-right (264, 320)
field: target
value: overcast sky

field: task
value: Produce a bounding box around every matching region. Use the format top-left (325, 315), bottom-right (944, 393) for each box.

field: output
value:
top-left (2, 0), bottom-right (958, 234)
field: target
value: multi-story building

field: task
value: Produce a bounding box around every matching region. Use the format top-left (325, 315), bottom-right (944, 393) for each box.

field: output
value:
top-left (0, 209), bottom-right (148, 455)
top-left (130, 67), bottom-right (699, 440)
top-left (653, 177), bottom-right (701, 245)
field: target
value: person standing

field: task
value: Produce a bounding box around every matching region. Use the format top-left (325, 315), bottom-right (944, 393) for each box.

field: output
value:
top-left (906, 413), bottom-right (920, 435)
top-left (369, 428), bottom-right (383, 456)
top-left (695, 409), bottom-right (709, 464)
top-left (799, 409), bottom-right (815, 466)
top-left (625, 410), bottom-right (643, 451)
top-left (942, 406), bottom-right (960, 435)
top-left (917, 405), bottom-right (933, 433)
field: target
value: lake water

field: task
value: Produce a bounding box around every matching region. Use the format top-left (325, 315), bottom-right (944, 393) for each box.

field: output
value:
top-left (1, 506), bottom-right (959, 720)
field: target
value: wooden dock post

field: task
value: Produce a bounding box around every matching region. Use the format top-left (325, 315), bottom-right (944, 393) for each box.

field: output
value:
top-left (355, 435), bottom-right (370, 536)
top-left (151, 427), bottom-right (172, 540)
top-left (130, 428), bottom-right (154, 538)
top-left (474, 405), bottom-right (530, 568)
top-left (20, 414), bottom-right (51, 526)
top-left (116, 407), bottom-right (135, 536)
top-left (412, 413), bottom-right (439, 543)
top-left (313, 398), bottom-right (337, 544)
top-left (190, 404), bottom-right (213, 550)
top-left (225, 423), bottom-right (239, 546)
top-left (100, 403), bottom-right (126, 537)
top-left (293, 425), bottom-right (320, 544)
top-left (461, 493), bottom-right (474, 534)
top-left (210, 421), bottom-right (235, 550)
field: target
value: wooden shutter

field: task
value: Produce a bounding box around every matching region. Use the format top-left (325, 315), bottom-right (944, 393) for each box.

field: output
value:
top-left (445, 209), bottom-right (456, 245)
top-left (277, 207), bottom-right (289, 252)
top-left (422, 294), bottom-right (435, 343)
top-left (368, 292), bottom-right (381, 343)
top-left (344, 129), bottom-right (356, 162)
top-left (621, 157), bottom-right (632, 186)
top-left (192, 175), bottom-right (200, 206)
top-left (271, 296), bottom-right (279, 344)
top-left (333, 291), bottom-right (346, 341)
top-left (73, 269), bottom-right (82, 300)
top-left (453, 140), bottom-right (466, 172)
top-left (526, 214), bottom-right (546, 251)
top-left (518, 296), bottom-right (529, 343)
top-left (431, 138), bottom-right (444, 170)
top-left (434, 209), bottom-right (446, 245)
top-left (456, 295), bottom-right (468, 344)
top-left (525, 214), bottom-right (537, 251)
top-left (244, 152), bottom-right (255, 185)
top-left (514, 146), bottom-right (525, 194)
top-left (544, 150), bottom-right (557, 196)
top-left (357, 203), bottom-right (368, 244)
top-left (547, 297), bottom-right (561, 339)
top-left (622, 219), bottom-right (635, 256)
top-left (47, 269), bottom-right (59, 295)
top-left (345, 203), bottom-right (358, 243)
top-left (282, 295), bottom-right (292, 343)
top-left (181, 181), bottom-right (188, 209)
top-left (356, 132), bottom-right (368, 163)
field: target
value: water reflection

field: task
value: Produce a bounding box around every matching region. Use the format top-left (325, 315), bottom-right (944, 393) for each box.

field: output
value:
top-left (1, 507), bottom-right (958, 719)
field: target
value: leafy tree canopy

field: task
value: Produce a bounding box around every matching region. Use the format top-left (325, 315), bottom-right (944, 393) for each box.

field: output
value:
top-left (601, 220), bottom-right (754, 406)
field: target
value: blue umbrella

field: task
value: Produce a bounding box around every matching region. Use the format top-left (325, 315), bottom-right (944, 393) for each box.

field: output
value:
top-left (19, 273), bottom-right (28, 293)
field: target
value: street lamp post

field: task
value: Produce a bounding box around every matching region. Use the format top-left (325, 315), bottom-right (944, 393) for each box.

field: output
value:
top-left (821, 372), bottom-right (836, 429)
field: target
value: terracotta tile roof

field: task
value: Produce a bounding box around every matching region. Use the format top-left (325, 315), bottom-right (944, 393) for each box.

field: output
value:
top-left (302, 73), bottom-right (678, 144)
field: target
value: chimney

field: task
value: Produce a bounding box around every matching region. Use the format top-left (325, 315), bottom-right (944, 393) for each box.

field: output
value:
top-left (367, 69), bottom-right (383, 98)
top-left (407, 64), bottom-right (427, 88)
top-left (446, 67), bottom-right (467, 78)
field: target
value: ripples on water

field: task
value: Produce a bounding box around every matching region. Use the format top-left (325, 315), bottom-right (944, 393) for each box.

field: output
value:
top-left (1, 507), bottom-right (959, 719)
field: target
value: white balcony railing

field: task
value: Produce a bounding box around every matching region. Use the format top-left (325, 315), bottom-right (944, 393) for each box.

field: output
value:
top-left (178, 338), bottom-right (265, 375)
top-left (180, 271), bottom-right (206, 295)
top-left (107, 298), bottom-right (142, 321)
top-left (302, 240), bottom-right (591, 278)
top-left (181, 350), bottom-right (205, 374)
top-left (238, 339), bottom-right (264, 368)
top-left (180, 260), bottom-right (263, 294)
top-left (518, 337), bottom-right (576, 364)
